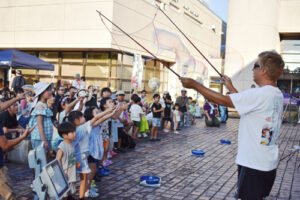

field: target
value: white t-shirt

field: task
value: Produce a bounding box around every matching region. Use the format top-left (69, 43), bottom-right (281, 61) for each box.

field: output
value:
top-left (229, 85), bottom-right (283, 171)
top-left (130, 104), bottom-right (143, 122)
top-left (72, 80), bottom-right (85, 90)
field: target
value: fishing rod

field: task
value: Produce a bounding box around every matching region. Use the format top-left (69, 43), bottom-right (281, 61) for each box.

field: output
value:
top-left (156, 4), bottom-right (222, 77)
top-left (96, 10), bottom-right (181, 78)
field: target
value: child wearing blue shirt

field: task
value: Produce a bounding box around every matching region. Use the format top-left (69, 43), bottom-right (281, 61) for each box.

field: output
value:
top-left (64, 105), bottom-right (116, 200)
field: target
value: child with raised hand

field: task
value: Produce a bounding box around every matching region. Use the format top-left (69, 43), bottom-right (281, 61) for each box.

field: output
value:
top-left (84, 106), bottom-right (115, 197)
top-left (151, 94), bottom-right (164, 141)
top-left (99, 97), bottom-right (116, 167)
top-left (56, 122), bottom-right (78, 200)
top-left (129, 95), bottom-right (143, 140)
top-left (64, 104), bottom-right (116, 200)
top-left (59, 96), bottom-right (84, 123)
top-left (173, 103), bottom-right (181, 134)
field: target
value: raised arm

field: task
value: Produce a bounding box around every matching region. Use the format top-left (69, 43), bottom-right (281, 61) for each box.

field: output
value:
top-left (181, 78), bottom-right (234, 108)
top-left (90, 105), bottom-right (116, 126)
top-left (65, 98), bottom-right (81, 115)
top-left (0, 93), bottom-right (25, 112)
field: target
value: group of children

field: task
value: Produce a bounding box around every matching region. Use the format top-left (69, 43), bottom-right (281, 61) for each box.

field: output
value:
top-left (130, 91), bottom-right (199, 140)
top-left (22, 82), bottom-right (200, 199)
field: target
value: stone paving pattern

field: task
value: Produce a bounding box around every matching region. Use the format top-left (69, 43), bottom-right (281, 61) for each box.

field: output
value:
top-left (3, 118), bottom-right (300, 200)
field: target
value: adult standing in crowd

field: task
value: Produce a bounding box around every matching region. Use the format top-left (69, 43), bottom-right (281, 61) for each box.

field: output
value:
top-left (9, 70), bottom-right (16, 91)
top-left (0, 93), bottom-right (35, 200)
top-left (175, 89), bottom-right (190, 127)
top-left (11, 70), bottom-right (26, 92)
top-left (72, 74), bottom-right (85, 90)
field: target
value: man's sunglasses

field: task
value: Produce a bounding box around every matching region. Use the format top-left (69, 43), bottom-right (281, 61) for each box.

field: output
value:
top-left (253, 62), bottom-right (261, 70)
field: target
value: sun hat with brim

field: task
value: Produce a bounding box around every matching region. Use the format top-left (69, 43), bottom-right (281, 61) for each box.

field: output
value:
top-left (34, 82), bottom-right (53, 99)
top-left (116, 90), bottom-right (125, 96)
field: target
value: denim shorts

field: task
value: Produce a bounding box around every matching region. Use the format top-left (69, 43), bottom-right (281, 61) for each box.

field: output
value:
top-left (152, 118), bottom-right (161, 127)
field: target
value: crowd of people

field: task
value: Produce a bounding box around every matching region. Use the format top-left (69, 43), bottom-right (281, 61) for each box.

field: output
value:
top-left (0, 72), bottom-right (222, 200)
top-left (0, 50), bottom-right (285, 200)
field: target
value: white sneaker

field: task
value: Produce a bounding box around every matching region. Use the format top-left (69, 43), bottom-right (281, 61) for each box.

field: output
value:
top-left (174, 131), bottom-right (180, 134)
top-left (163, 128), bottom-right (169, 133)
top-left (137, 133), bottom-right (142, 138)
top-left (142, 132), bottom-right (148, 138)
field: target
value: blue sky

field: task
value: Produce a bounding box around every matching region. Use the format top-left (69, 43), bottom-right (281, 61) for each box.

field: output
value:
top-left (206, 0), bottom-right (228, 22)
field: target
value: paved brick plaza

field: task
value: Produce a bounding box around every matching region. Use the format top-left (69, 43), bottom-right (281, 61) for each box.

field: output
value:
top-left (4, 118), bottom-right (300, 200)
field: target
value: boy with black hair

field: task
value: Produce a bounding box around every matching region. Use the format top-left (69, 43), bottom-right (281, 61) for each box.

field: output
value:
top-left (56, 122), bottom-right (79, 200)
top-left (181, 51), bottom-right (285, 200)
top-left (151, 94), bottom-right (164, 141)
top-left (163, 95), bottom-right (172, 133)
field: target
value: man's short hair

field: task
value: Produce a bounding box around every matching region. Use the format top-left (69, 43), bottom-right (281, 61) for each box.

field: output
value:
top-left (258, 51), bottom-right (285, 81)
top-left (141, 90), bottom-right (147, 93)
top-left (57, 122), bottom-right (75, 138)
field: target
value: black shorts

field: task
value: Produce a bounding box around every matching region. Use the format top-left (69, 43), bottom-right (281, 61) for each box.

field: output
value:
top-left (118, 127), bottom-right (127, 139)
top-left (163, 117), bottom-right (171, 121)
top-left (235, 165), bottom-right (276, 200)
top-left (87, 155), bottom-right (100, 164)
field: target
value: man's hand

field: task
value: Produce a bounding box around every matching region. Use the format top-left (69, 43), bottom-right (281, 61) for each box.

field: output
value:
top-left (221, 75), bottom-right (238, 93)
top-left (16, 93), bottom-right (26, 100)
top-left (76, 162), bottom-right (81, 169)
top-left (21, 125), bottom-right (36, 139)
top-left (180, 78), bottom-right (196, 89)
top-left (222, 75), bottom-right (233, 89)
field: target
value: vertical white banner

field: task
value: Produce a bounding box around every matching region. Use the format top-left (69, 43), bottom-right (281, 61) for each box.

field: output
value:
top-left (131, 54), bottom-right (144, 89)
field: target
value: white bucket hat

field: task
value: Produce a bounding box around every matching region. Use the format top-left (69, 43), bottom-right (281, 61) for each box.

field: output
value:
top-left (34, 82), bottom-right (53, 99)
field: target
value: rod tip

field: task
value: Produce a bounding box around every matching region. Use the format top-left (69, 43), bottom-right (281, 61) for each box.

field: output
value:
top-left (96, 10), bottom-right (101, 14)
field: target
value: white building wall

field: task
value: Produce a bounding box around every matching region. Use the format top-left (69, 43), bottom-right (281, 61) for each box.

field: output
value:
top-left (0, 0), bottom-right (223, 98)
top-left (278, 0), bottom-right (300, 33)
top-left (224, 0), bottom-right (281, 92)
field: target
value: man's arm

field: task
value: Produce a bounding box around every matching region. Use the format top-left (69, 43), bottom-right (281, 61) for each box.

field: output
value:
top-left (0, 126), bottom-right (35, 151)
top-left (0, 93), bottom-right (25, 112)
top-left (2, 127), bottom-right (24, 134)
top-left (181, 78), bottom-right (234, 108)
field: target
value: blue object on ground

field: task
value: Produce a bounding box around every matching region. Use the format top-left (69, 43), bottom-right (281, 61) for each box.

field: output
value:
top-left (140, 176), bottom-right (161, 185)
top-left (220, 139), bottom-right (231, 145)
top-left (102, 166), bottom-right (110, 172)
top-left (191, 150), bottom-right (205, 157)
top-left (97, 168), bottom-right (109, 176)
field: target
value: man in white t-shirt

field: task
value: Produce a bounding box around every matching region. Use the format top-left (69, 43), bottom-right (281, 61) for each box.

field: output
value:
top-left (181, 51), bottom-right (285, 200)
